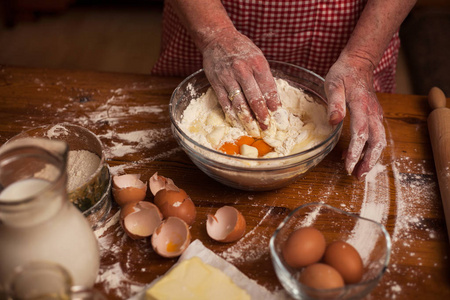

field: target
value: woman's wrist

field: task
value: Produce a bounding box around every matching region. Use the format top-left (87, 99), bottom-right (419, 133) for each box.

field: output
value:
top-left (338, 49), bottom-right (376, 75)
top-left (194, 26), bottom-right (238, 54)
top-left (168, 0), bottom-right (237, 53)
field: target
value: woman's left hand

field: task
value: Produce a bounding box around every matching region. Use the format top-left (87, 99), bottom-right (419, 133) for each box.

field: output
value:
top-left (325, 53), bottom-right (387, 180)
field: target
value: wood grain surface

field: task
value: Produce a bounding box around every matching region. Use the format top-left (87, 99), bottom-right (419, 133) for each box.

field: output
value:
top-left (0, 66), bottom-right (449, 299)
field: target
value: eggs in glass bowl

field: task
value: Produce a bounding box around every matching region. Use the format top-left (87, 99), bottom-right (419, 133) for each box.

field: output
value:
top-left (169, 61), bottom-right (343, 191)
top-left (270, 202), bottom-right (391, 299)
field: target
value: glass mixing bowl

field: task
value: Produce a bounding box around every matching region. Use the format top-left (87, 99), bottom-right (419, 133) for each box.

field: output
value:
top-left (169, 61), bottom-right (343, 191)
top-left (270, 202), bottom-right (391, 299)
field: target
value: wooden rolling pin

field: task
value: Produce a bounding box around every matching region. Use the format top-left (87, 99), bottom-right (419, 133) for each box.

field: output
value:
top-left (428, 87), bottom-right (450, 242)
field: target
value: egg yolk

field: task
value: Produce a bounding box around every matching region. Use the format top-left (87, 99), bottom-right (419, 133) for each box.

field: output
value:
top-left (218, 142), bottom-right (240, 155)
top-left (218, 136), bottom-right (273, 157)
top-left (251, 139), bottom-right (273, 157)
top-left (236, 136), bottom-right (255, 147)
top-left (166, 241), bottom-right (180, 253)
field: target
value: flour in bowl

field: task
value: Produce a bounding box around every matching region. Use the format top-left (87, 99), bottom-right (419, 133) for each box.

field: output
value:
top-left (179, 78), bottom-right (333, 158)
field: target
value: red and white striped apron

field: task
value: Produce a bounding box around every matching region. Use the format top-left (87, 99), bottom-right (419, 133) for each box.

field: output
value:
top-left (151, 0), bottom-right (400, 93)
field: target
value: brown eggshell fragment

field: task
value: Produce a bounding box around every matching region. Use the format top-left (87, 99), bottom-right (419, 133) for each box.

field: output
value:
top-left (323, 241), bottom-right (364, 284)
top-left (206, 206), bottom-right (246, 243)
top-left (149, 172), bottom-right (177, 196)
top-left (154, 188), bottom-right (196, 226)
top-left (299, 263), bottom-right (345, 290)
top-left (151, 217), bottom-right (191, 258)
top-left (282, 227), bottom-right (326, 268)
top-left (120, 201), bottom-right (163, 240)
top-left (112, 174), bottom-right (147, 207)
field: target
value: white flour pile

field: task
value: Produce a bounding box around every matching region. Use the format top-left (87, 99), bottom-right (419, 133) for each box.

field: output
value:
top-left (179, 78), bottom-right (332, 158)
top-left (66, 150), bottom-right (100, 191)
top-left (30, 124), bottom-right (101, 192)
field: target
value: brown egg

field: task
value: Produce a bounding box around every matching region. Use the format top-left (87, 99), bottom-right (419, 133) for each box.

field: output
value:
top-left (206, 206), bottom-right (246, 243)
top-left (120, 201), bottom-right (163, 240)
top-left (112, 174), bottom-right (147, 207)
top-left (154, 188), bottom-right (196, 226)
top-left (323, 241), bottom-right (364, 284)
top-left (282, 227), bottom-right (326, 268)
top-left (299, 263), bottom-right (345, 290)
top-left (151, 217), bottom-right (191, 258)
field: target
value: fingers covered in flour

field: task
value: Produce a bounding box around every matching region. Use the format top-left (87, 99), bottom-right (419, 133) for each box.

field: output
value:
top-left (210, 77), bottom-right (261, 137)
top-left (201, 28), bottom-right (286, 137)
top-left (211, 83), bottom-right (242, 129)
top-left (325, 77), bottom-right (346, 126)
top-left (233, 59), bottom-right (271, 133)
top-left (354, 119), bottom-right (386, 179)
top-left (254, 67), bottom-right (289, 131)
top-left (345, 86), bottom-right (386, 180)
top-left (325, 53), bottom-right (386, 180)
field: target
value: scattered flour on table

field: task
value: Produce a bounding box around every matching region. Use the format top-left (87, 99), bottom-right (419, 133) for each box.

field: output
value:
top-left (347, 163), bottom-right (390, 265)
top-left (220, 206), bottom-right (274, 264)
top-left (45, 124), bottom-right (70, 138)
top-left (94, 211), bottom-right (146, 299)
top-left (33, 84), bottom-right (181, 175)
top-left (94, 210), bottom-right (120, 239)
top-left (108, 147), bottom-right (182, 175)
top-left (391, 156), bottom-right (436, 241)
top-left (299, 204), bottom-right (323, 227)
top-left (97, 128), bottom-right (173, 160)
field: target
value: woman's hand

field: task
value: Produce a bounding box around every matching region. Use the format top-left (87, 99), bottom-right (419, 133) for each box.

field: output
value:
top-left (201, 27), bottom-right (286, 137)
top-left (325, 53), bottom-right (387, 180)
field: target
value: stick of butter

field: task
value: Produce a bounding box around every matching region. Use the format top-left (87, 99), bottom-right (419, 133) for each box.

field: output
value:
top-left (145, 256), bottom-right (251, 300)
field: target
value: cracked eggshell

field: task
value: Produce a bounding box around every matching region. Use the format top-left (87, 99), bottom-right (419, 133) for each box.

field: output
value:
top-left (206, 206), bottom-right (246, 243)
top-left (154, 188), bottom-right (196, 226)
top-left (149, 172), bottom-right (176, 196)
top-left (151, 217), bottom-right (191, 258)
top-left (120, 201), bottom-right (163, 240)
top-left (112, 174), bottom-right (148, 207)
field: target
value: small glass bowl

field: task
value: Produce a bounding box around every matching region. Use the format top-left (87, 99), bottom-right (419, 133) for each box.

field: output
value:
top-left (170, 61), bottom-right (343, 191)
top-left (5, 123), bottom-right (111, 228)
top-left (269, 202), bottom-right (391, 299)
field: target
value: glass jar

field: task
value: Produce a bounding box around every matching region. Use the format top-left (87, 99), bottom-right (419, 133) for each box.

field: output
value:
top-left (0, 138), bottom-right (100, 293)
top-left (7, 261), bottom-right (106, 300)
top-left (7, 261), bottom-right (72, 299)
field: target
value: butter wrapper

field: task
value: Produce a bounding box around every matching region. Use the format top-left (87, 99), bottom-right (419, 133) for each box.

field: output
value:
top-left (130, 239), bottom-right (287, 300)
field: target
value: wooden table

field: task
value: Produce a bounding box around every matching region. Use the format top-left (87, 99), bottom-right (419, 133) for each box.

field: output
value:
top-left (0, 66), bottom-right (449, 299)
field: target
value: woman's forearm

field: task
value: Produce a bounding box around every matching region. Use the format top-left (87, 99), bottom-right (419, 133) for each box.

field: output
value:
top-left (342, 0), bottom-right (416, 68)
top-left (168, 0), bottom-right (236, 52)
